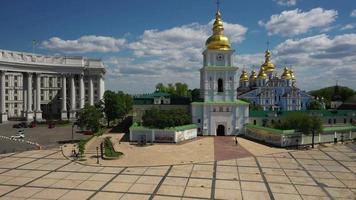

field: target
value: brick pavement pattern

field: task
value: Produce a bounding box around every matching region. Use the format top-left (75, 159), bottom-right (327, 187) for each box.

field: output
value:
top-left (0, 143), bottom-right (354, 199)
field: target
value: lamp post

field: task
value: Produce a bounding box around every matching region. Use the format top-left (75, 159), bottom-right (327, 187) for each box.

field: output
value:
top-left (311, 130), bottom-right (315, 149)
top-left (96, 146), bottom-right (99, 164)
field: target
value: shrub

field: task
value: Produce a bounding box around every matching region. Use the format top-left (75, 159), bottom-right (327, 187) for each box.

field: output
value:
top-left (78, 135), bottom-right (94, 156)
top-left (104, 137), bottom-right (122, 158)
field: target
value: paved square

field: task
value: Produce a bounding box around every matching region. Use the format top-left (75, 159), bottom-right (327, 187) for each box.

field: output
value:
top-left (0, 144), bottom-right (354, 199)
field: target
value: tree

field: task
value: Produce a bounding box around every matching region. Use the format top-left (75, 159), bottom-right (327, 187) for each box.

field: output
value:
top-left (307, 100), bottom-right (323, 110)
top-left (142, 108), bottom-right (191, 129)
top-left (117, 91), bottom-right (133, 117)
top-left (274, 112), bottom-right (323, 148)
top-left (189, 88), bottom-right (201, 102)
top-left (103, 90), bottom-right (133, 127)
top-left (309, 86), bottom-right (354, 103)
top-left (175, 82), bottom-right (189, 97)
top-left (77, 104), bottom-right (103, 132)
top-left (310, 116), bottom-right (323, 148)
top-left (155, 83), bottom-right (166, 92)
top-left (103, 91), bottom-right (121, 127)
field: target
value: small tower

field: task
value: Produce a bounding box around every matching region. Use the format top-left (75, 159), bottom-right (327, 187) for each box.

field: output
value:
top-left (281, 67), bottom-right (292, 86)
top-left (289, 68), bottom-right (296, 86)
top-left (257, 68), bottom-right (267, 86)
top-left (249, 70), bottom-right (257, 87)
top-left (261, 48), bottom-right (275, 79)
top-left (239, 69), bottom-right (249, 88)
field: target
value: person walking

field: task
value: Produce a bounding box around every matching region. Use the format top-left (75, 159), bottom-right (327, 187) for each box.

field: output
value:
top-left (235, 136), bottom-right (238, 145)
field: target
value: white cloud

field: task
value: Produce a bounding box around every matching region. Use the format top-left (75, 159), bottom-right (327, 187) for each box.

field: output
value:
top-left (274, 0), bottom-right (297, 6)
top-left (233, 34), bottom-right (356, 91)
top-left (351, 9), bottom-right (356, 17)
top-left (41, 35), bottom-right (126, 53)
top-left (259, 8), bottom-right (338, 36)
top-left (129, 20), bottom-right (247, 61)
top-left (104, 19), bottom-right (247, 93)
top-left (341, 24), bottom-right (355, 31)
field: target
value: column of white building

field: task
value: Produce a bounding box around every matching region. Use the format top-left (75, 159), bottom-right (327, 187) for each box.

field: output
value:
top-left (0, 71), bottom-right (7, 122)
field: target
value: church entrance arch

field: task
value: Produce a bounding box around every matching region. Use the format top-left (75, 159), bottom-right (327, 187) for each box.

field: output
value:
top-left (216, 124), bottom-right (225, 136)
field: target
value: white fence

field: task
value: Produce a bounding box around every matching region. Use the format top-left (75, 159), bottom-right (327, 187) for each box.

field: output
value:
top-left (130, 128), bottom-right (197, 143)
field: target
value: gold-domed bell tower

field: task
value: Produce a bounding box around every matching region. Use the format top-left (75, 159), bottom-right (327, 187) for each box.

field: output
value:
top-left (201, 6), bottom-right (237, 102)
top-left (205, 11), bottom-right (231, 50)
top-left (239, 69), bottom-right (249, 88)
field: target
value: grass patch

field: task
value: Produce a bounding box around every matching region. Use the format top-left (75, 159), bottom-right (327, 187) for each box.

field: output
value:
top-left (78, 135), bottom-right (94, 156)
top-left (104, 137), bottom-right (123, 158)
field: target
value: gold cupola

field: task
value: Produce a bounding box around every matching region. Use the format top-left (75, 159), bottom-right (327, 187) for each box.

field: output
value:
top-left (257, 68), bottom-right (267, 79)
top-left (261, 49), bottom-right (275, 73)
top-left (240, 69), bottom-right (249, 82)
top-left (205, 10), bottom-right (231, 50)
top-left (281, 67), bottom-right (292, 80)
top-left (250, 70), bottom-right (257, 80)
top-left (289, 68), bottom-right (296, 80)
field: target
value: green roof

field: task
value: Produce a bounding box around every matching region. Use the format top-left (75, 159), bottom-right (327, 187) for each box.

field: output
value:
top-left (245, 124), bottom-right (296, 135)
top-left (250, 110), bottom-right (356, 118)
top-left (130, 123), bottom-right (197, 131)
top-left (192, 99), bottom-right (249, 105)
top-left (323, 126), bottom-right (356, 132)
top-left (134, 92), bottom-right (171, 99)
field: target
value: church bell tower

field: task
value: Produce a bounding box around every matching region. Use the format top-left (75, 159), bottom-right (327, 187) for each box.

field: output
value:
top-left (200, 9), bottom-right (238, 102)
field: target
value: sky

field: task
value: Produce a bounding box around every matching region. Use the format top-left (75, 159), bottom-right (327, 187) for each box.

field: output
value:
top-left (0, 0), bottom-right (355, 94)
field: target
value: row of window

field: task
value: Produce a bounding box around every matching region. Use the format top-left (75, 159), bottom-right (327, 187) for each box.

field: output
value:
top-left (212, 107), bottom-right (230, 112)
top-left (254, 118), bottom-right (354, 126)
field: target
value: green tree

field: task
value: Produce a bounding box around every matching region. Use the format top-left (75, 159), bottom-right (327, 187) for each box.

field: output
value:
top-left (103, 90), bottom-right (133, 127)
top-left (189, 88), bottom-right (201, 102)
top-left (309, 86), bottom-right (354, 103)
top-left (117, 91), bottom-right (133, 117)
top-left (275, 112), bottom-right (323, 135)
top-left (103, 91), bottom-right (121, 127)
top-left (175, 82), bottom-right (189, 97)
top-left (77, 104), bottom-right (103, 132)
top-left (307, 100), bottom-right (323, 110)
top-left (142, 108), bottom-right (191, 129)
top-left (155, 83), bottom-right (166, 92)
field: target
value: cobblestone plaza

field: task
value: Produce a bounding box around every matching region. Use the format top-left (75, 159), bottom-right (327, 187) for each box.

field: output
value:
top-left (0, 143), bottom-right (354, 200)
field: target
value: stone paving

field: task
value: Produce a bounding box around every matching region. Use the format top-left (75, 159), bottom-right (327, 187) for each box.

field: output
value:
top-left (0, 143), bottom-right (355, 199)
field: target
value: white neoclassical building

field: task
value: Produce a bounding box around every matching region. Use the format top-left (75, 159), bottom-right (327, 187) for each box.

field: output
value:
top-left (191, 10), bottom-right (249, 136)
top-left (0, 49), bottom-right (105, 123)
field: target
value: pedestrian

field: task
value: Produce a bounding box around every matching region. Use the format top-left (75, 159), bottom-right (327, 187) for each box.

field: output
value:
top-left (235, 136), bottom-right (238, 145)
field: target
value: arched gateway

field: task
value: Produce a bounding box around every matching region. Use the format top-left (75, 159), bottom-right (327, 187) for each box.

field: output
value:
top-left (216, 125), bottom-right (225, 136)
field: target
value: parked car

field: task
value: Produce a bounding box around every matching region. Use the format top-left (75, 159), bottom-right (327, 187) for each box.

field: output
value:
top-left (13, 123), bottom-right (22, 128)
top-left (21, 122), bottom-right (28, 128)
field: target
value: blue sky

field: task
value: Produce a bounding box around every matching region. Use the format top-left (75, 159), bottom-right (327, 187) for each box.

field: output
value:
top-left (1, 0), bottom-right (355, 93)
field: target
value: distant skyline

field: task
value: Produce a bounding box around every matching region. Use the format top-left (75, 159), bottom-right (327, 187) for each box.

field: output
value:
top-left (0, 0), bottom-right (355, 93)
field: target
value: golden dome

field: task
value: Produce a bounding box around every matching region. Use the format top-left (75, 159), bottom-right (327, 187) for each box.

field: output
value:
top-left (261, 49), bottom-right (275, 72)
top-left (257, 68), bottom-right (267, 79)
top-left (240, 69), bottom-right (249, 81)
top-left (250, 70), bottom-right (257, 80)
top-left (289, 68), bottom-right (296, 80)
top-left (281, 67), bottom-right (292, 80)
top-left (205, 11), bottom-right (231, 50)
